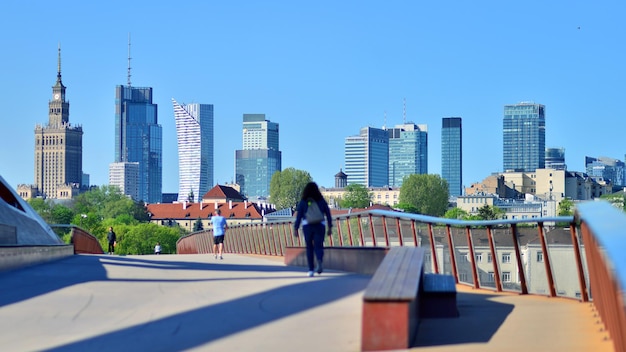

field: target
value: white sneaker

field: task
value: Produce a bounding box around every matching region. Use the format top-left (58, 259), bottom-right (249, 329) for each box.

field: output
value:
top-left (307, 271), bottom-right (314, 277)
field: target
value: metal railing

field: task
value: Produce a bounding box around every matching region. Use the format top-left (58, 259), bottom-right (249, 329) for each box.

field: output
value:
top-left (178, 208), bottom-right (588, 296)
top-left (177, 201), bottom-right (626, 350)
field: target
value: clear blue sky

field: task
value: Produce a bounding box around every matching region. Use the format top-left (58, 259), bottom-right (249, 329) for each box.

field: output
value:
top-left (1, 1), bottom-right (624, 194)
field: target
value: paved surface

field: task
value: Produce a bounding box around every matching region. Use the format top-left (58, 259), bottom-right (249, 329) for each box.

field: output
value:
top-left (0, 254), bottom-right (369, 352)
top-left (0, 254), bottom-right (615, 352)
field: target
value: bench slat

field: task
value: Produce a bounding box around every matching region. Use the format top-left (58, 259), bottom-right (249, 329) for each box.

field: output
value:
top-left (364, 247), bottom-right (425, 301)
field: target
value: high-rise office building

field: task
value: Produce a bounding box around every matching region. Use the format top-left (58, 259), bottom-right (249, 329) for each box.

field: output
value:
top-left (235, 114), bottom-right (281, 199)
top-left (442, 118), bottom-right (462, 197)
top-left (344, 127), bottom-right (389, 187)
top-left (33, 46), bottom-right (83, 199)
top-left (585, 156), bottom-right (625, 187)
top-left (503, 102), bottom-right (545, 172)
top-left (545, 148), bottom-right (566, 170)
top-left (113, 79), bottom-right (162, 202)
top-left (108, 161), bottom-right (139, 200)
top-left (388, 123), bottom-right (428, 187)
top-left (172, 99), bottom-right (214, 203)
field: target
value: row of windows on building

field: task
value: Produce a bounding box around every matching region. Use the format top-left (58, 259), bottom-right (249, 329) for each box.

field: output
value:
top-left (455, 251), bottom-right (544, 263)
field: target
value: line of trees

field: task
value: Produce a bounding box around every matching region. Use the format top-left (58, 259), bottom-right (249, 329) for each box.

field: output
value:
top-left (28, 186), bottom-right (183, 255)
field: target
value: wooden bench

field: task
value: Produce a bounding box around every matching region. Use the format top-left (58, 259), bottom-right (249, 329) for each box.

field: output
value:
top-left (420, 273), bottom-right (459, 318)
top-left (361, 247), bottom-right (425, 351)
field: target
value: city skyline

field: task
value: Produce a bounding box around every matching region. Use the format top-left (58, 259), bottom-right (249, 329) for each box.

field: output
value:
top-left (1, 2), bottom-right (625, 194)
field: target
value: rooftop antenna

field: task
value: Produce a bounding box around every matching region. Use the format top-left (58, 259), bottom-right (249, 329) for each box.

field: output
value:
top-left (127, 33), bottom-right (132, 87)
top-left (403, 97), bottom-right (406, 124)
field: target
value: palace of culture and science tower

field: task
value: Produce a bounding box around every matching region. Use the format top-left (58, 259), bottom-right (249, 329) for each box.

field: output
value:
top-left (18, 46), bottom-right (83, 200)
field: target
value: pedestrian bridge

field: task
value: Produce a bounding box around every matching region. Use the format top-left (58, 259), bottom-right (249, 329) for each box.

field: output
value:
top-left (0, 197), bottom-right (625, 351)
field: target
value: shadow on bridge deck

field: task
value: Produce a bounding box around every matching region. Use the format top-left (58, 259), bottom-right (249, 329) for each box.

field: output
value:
top-left (0, 254), bottom-right (614, 352)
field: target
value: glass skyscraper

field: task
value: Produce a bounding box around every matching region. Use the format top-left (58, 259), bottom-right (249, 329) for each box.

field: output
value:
top-left (503, 103), bottom-right (545, 172)
top-left (388, 123), bottom-right (428, 187)
top-left (173, 99), bottom-right (214, 202)
top-left (441, 117), bottom-right (462, 197)
top-left (344, 127), bottom-right (389, 187)
top-left (113, 85), bottom-right (162, 203)
top-left (235, 114), bottom-right (281, 199)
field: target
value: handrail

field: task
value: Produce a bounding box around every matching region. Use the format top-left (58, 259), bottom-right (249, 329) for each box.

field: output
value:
top-left (575, 201), bottom-right (626, 352)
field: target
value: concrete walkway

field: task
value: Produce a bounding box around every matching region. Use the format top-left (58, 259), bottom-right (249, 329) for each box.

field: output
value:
top-left (0, 254), bottom-right (615, 352)
top-left (0, 254), bottom-right (370, 352)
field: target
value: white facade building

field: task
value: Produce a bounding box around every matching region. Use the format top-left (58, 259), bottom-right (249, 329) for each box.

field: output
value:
top-left (108, 162), bottom-right (139, 200)
top-left (172, 99), bottom-right (214, 203)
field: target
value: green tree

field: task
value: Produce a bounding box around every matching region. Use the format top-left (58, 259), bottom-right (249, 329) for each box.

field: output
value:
top-left (74, 186), bottom-right (149, 224)
top-left (114, 223), bottom-right (181, 255)
top-left (557, 198), bottom-right (574, 216)
top-left (50, 204), bottom-right (75, 224)
top-left (269, 167), bottom-right (312, 210)
top-left (444, 207), bottom-right (469, 220)
top-left (193, 217), bottom-right (204, 231)
top-left (476, 204), bottom-right (503, 220)
top-left (340, 184), bottom-right (372, 208)
top-left (27, 198), bottom-right (54, 223)
top-left (398, 174), bottom-right (449, 216)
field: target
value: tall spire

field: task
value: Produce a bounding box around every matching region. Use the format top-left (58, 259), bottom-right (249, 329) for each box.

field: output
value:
top-left (127, 33), bottom-right (132, 87)
top-left (56, 43), bottom-right (62, 84)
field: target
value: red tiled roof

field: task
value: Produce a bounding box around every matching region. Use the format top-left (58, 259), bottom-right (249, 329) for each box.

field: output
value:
top-left (147, 201), bottom-right (262, 220)
top-left (202, 185), bottom-right (245, 201)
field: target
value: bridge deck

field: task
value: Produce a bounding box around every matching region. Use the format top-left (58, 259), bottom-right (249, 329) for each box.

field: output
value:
top-left (0, 254), bottom-right (614, 352)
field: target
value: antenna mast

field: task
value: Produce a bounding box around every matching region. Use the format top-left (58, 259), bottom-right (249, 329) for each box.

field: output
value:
top-left (127, 33), bottom-right (132, 87)
top-left (403, 97), bottom-right (406, 124)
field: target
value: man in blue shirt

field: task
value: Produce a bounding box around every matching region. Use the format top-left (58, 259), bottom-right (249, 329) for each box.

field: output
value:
top-left (212, 209), bottom-right (227, 260)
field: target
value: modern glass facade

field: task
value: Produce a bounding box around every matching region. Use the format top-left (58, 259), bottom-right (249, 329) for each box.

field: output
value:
top-left (442, 118), bottom-right (462, 197)
top-left (114, 85), bottom-right (162, 203)
top-left (173, 99), bottom-right (214, 202)
top-left (344, 127), bottom-right (389, 187)
top-left (235, 114), bottom-right (281, 198)
top-left (388, 124), bottom-right (428, 187)
top-left (503, 103), bottom-right (545, 172)
top-left (545, 147), bottom-right (566, 170)
top-left (585, 156), bottom-right (625, 187)
top-left (235, 149), bottom-right (282, 199)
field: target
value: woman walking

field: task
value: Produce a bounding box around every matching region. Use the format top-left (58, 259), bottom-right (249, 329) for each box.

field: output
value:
top-left (293, 182), bottom-right (333, 277)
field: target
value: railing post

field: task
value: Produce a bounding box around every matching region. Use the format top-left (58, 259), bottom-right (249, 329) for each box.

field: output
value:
top-left (487, 226), bottom-right (503, 292)
top-left (336, 218), bottom-right (344, 246)
top-left (427, 223), bottom-right (439, 273)
top-left (411, 220), bottom-right (418, 247)
top-left (467, 226), bottom-right (480, 289)
top-left (368, 214), bottom-right (377, 247)
top-left (511, 224), bottom-right (528, 295)
top-left (357, 215), bottom-right (365, 246)
top-left (538, 222), bottom-right (557, 297)
top-left (345, 217), bottom-right (354, 246)
top-left (395, 218), bottom-right (403, 247)
top-left (445, 225), bottom-right (458, 283)
top-left (570, 222), bottom-right (589, 302)
top-left (382, 215), bottom-right (390, 247)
